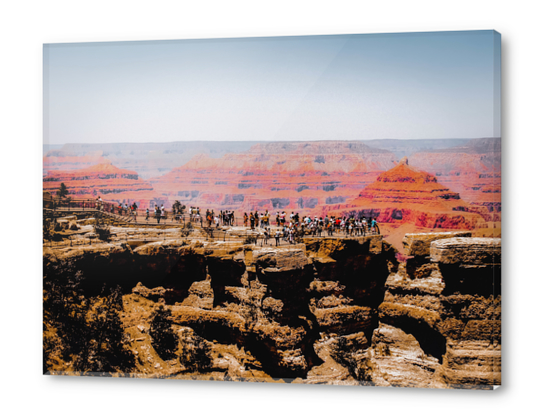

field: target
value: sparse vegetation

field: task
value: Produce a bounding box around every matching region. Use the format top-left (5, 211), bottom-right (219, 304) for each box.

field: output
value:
top-left (243, 234), bottom-right (258, 245)
top-left (173, 200), bottom-right (186, 215)
top-left (242, 283), bottom-right (263, 331)
top-left (43, 261), bottom-right (134, 375)
top-left (43, 216), bottom-right (54, 241)
top-left (179, 331), bottom-right (212, 372)
top-left (150, 304), bottom-right (178, 360)
top-left (57, 182), bottom-right (69, 198)
top-left (180, 221), bottom-right (194, 237)
top-left (81, 286), bottom-right (135, 374)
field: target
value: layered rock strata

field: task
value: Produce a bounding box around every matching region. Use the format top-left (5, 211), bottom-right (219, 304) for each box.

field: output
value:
top-left (148, 141), bottom-right (396, 213)
top-left (44, 235), bottom-right (394, 380)
top-left (377, 234), bottom-right (501, 388)
top-left (330, 158), bottom-right (489, 230)
top-left (43, 141), bottom-right (259, 179)
top-left (409, 138), bottom-right (501, 216)
top-left (44, 227), bottom-right (501, 387)
top-left (43, 162), bottom-right (156, 208)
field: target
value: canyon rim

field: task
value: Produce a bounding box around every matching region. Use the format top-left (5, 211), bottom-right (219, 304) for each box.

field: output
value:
top-left (43, 30), bottom-right (501, 389)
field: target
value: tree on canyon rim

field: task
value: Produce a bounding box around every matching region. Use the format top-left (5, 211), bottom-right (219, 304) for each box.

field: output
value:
top-left (80, 285), bottom-right (135, 374)
top-left (57, 182), bottom-right (69, 199)
top-left (43, 259), bottom-right (88, 372)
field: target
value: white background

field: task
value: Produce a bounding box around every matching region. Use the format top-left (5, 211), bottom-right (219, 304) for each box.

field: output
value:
top-left (0, 1), bottom-right (538, 419)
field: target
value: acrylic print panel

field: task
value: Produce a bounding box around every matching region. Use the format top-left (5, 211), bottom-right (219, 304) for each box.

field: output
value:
top-left (43, 30), bottom-right (501, 389)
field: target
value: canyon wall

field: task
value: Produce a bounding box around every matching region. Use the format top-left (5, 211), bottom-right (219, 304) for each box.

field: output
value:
top-left (42, 162), bottom-right (158, 208)
top-left (43, 139), bottom-right (501, 234)
top-left (148, 141), bottom-right (397, 213)
top-left (44, 231), bottom-right (500, 387)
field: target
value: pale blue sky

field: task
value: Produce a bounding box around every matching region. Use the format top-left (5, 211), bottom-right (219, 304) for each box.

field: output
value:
top-left (44, 30), bottom-right (501, 144)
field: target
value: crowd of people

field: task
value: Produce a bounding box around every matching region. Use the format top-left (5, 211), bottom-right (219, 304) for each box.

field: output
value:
top-left (238, 210), bottom-right (380, 245)
top-left (99, 198), bottom-right (381, 242)
top-left (104, 198), bottom-right (139, 221)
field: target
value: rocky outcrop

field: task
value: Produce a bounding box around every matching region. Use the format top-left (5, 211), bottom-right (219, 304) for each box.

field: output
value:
top-left (378, 236), bottom-right (501, 388)
top-left (43, 230), bottom-right (501, 388)
top-left (402, 231), bottom-right (472, 279)
top-left (44, 235), bottom-right (394, 380)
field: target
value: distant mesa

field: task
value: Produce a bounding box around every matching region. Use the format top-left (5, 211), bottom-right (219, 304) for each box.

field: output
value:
top-left (326, 158), bottom-right (490, 230)
top-left (43, 162), bottom-right (156, 207)
top-left (43, 141), bottom-right (260, 179)
top-left (41, 138), bottom-right (501, 222)
top-left (148, 141), bottom-right (397, 212)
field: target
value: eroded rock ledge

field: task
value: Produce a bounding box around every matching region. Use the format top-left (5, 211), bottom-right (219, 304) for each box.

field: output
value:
top-left (379, 233), bottom-right (501, 388)
top-left (44, 232), bottom-right (501, 388)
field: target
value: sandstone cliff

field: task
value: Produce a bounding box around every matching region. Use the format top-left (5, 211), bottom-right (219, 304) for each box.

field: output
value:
top-left (43, 141), bottom-right (259, 179)
top-left (43, 226), bottom-right (500, 388)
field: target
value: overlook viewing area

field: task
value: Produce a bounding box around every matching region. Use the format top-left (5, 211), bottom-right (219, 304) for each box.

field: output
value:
top-left (43, 196), bottom-right (383, 249)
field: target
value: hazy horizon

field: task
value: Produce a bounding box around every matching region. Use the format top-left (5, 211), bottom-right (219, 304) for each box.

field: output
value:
top-left (43, 136), bottom-right (499, 149)
top-left (44, 31), bottom-right (501, 145)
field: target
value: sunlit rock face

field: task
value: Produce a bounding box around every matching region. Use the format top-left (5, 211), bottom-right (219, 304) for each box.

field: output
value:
top-left (43, 228), bottom-right (501, 387)
top-left (377, 235), bottom-right (501, 388)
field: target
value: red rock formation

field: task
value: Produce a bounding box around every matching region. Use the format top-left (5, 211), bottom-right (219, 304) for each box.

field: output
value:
top-left (43, 154), bottom-right (109, 175)
top-left (329, 157), bottom-right (487, 230)
top-left (42, 139), bottom-right (500, 225)
top-left (43, 162), bottom-right (157, 207)
top-left (149, 141), bottom-right (396, 213)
